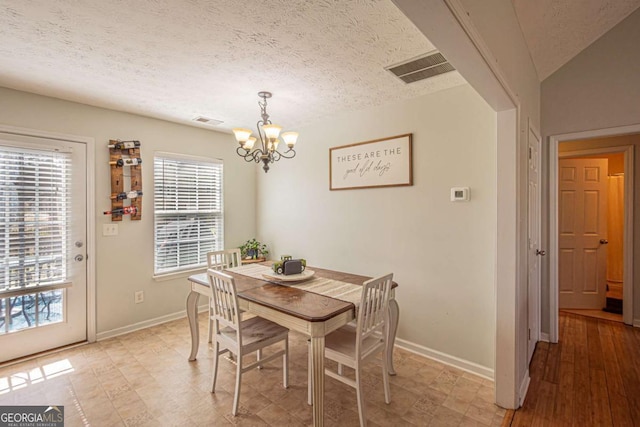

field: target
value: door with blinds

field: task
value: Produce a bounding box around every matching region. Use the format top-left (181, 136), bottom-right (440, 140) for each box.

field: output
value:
top-left (0, 133), bottom-right (87, 362)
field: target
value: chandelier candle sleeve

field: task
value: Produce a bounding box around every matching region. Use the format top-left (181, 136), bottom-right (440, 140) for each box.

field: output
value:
top-left (232, 91), bottom-right (299, 173)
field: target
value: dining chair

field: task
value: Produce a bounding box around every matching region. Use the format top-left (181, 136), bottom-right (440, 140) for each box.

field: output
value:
top-left (207, 269), bottom-right (289, 416)
top-left (307, 273), bottom-right (393, 427)
top-left (207, 249), bottom-right (242, 343)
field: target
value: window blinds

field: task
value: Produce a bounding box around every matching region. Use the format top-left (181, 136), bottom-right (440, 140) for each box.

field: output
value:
top-left (154, 154), bottom-right (223, 274)
top-left (0, 145), bottom-right (71, 294)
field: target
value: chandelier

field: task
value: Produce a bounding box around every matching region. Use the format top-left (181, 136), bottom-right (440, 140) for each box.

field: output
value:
top-left (233, 91), bottom-right (298, 173)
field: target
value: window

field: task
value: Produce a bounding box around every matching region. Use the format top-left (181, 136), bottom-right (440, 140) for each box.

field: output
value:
top-left (0, 144), bottom-right (70, 332)
top-left (154, 153), bottom-right (223, 275)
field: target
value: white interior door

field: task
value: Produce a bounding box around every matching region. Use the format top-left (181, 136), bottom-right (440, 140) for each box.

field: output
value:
top-left (0, 134), bottom-right (87, 363)
top-left (558, 157), bottom-right (608, 309)
top-left (527, 126), bottom-right (541, 363)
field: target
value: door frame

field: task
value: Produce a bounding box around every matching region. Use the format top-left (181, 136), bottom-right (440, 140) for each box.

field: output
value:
top-left (549, 124), bottom-right (639, 341)
top-left (0, 124), bottom-right (96, 343)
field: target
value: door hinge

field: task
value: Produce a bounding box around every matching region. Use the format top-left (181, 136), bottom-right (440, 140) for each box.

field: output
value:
top-left (528, 328), bottom-right (531, 340)
top-left (528, 147), bottom-right (532, 159)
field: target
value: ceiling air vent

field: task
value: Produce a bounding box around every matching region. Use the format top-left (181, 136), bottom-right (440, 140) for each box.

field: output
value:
top-left (386, 51), bottom-right (455, 84)
top-left (193, 116), bottom-right (223, 126)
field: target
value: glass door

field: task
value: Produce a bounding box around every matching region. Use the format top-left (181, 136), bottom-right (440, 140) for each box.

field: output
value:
top-left (0, 133), bottom-right (87, 363)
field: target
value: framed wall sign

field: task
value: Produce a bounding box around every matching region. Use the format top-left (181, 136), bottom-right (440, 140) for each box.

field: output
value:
top-left (329, 133), bottom-right (413, 190)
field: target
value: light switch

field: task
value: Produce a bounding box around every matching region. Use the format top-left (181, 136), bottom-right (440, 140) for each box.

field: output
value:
top-left (103, 224), bottom-right (119, 236)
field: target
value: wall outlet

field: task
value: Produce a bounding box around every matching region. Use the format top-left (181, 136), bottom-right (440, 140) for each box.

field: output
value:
top-left (134, 290), bottom-right (144, 304)
top-left (103, 224), bottom-right (119, 236)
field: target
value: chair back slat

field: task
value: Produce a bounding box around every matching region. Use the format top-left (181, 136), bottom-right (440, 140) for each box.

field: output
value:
top-left (207, 249), bottom-right (242, 271)
top-left (207, 269), bottom-right (241, 334)
top-left (356, 273), bottom-right (393, 352)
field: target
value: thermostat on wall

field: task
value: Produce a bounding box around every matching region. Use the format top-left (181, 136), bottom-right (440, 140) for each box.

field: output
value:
top-left (450, 187), bottom-right (470, 202)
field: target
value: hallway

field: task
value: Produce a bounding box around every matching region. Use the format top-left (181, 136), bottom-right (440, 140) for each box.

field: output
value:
top-left (504, 312), bottom-right (640, 426)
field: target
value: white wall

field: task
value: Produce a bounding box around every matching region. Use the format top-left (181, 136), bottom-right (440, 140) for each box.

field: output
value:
top-left (256, 84), bottom-right (497, 370)
top-left (392, 0), bottom-right (541, 407)
top-left (541, 7), bottom-right (640, 330)
top-left (0, 86), bottom-right (257, 335)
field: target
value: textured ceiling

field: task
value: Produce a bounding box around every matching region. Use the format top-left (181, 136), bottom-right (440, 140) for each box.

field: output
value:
top-left (512, 0), bottom-right (640, 81)
top-left (0, 0), bottom-right (466, 132)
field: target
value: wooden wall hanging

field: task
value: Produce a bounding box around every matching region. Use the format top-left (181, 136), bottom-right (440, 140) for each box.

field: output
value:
top-left (106, 140), bottom-right (143, 221)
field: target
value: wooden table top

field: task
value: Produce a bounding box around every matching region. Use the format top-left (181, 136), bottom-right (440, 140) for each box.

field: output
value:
top-left (189, 262), bottom-right (397, 322)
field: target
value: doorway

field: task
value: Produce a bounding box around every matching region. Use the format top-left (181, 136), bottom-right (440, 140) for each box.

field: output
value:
top-left (550, 127), bottom-right (638, 342)
top-left (0, 126), bottom-right (95, 363)
top-left (557, 150), bottom-right (624, 321)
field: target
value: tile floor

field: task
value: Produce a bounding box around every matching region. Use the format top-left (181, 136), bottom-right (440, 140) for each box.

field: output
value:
top-left (0, 314), bottom-right (505, 426)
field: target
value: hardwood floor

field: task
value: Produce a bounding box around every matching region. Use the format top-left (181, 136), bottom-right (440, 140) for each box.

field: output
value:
top-left (503, 312), bottom-right (640, 426)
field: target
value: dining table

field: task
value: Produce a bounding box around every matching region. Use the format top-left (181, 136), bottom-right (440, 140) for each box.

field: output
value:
top-left (186, 262), bottom-right (399, 427)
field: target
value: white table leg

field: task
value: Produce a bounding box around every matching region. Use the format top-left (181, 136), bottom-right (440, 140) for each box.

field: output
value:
top-left (187, 291), bottom-right (200, 361)
top-left (310, 335), bottom-right (325, 427)
top-left (386, 298), bottom-right (400, 375)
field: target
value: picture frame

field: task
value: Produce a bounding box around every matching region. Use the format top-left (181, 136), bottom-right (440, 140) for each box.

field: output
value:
top-left (329, 133), bottom-right (413, 190)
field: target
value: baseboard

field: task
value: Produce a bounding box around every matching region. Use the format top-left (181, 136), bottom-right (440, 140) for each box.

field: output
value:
top-left (539, 332), bottom-right (550, 342)
top-left (97, 304), bottom-right (209, 341)
top-left (394, 337), bottom-right (494, 380)
top-left (634, 319), bottom-right (640, 328)
top-left (519, 369), bottom-right (530, 406)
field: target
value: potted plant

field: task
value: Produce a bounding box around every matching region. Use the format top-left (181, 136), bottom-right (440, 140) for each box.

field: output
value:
top-left (239, 238), bottom-right (269, 260)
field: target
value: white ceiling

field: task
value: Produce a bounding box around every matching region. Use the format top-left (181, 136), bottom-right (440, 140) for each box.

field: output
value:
top-left (0, 0), bottom-right (466, 132)
top-left (512, 0), bottom-right (640, 81)
top-left (3, 1), bottom-right (638, 130)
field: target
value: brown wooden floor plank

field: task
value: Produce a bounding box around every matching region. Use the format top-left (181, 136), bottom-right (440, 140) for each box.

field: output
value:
top-left (589, 368), bottom-right (613, 426)
top-left (559, 314), bottom-right (575, 364)
top-left (533, 380), bottom-right (557, 422)
top-left (501, 409), bottom-right (515, 427)
top-left (612, 323), bottom-right (640, 425)
top-left (543, 341), bottom-right (561, 384)
top-left (586, 317), bottom-right (604, 370)
top-left (573, 315), bottom-right (592, 427)
top-left (553, 361), bottom-right (574, 425)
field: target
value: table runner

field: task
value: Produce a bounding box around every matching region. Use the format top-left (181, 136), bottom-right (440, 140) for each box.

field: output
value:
top-left (227, 264), bottom-right (363, 308)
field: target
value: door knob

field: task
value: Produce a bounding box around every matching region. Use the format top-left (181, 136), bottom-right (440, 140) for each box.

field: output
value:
top-left (536, 249), bottom-right (546, 256)
top-left (75, 254), bottom-right (84, 262)
top-left (600, 239), bottom-right (609, 244)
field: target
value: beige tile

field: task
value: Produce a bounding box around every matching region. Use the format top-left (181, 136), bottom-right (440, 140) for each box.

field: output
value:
top-left (257, 403), bottom-right (306, 426)
top-left (465, 398), bottom-right (499, 426)
top-left (442, 394), bottom-right (472, 415)
top-left (429, 405), bottom-right (465, 426)
top-left (401, 406), bottom-right (434, 425)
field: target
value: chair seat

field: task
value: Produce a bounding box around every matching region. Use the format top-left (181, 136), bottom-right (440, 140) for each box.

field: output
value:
top-left (325, 325), bottom-right (384, 363)
top-left (220, 316), bottom-right (288, 349)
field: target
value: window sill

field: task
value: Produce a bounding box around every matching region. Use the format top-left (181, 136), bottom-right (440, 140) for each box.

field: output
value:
top-left (153, 267), bottom-right (207, 282)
